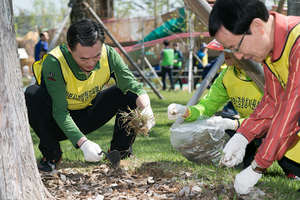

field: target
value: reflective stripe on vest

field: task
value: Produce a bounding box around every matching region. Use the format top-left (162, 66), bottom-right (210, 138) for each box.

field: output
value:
top-left (33, 43), bottom-right (110, 110)
top-left (222, 66), bottom-right (262, 118)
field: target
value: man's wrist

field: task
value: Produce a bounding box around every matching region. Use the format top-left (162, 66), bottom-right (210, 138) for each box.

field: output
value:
top-left (234, 119), bottom-right (240, 131)
top-left (251, 159), bottom-right (267, 174)
top-left (182, 106), bottom-right (190, 118)
top-left (77, 137), bottom-right (88, 147)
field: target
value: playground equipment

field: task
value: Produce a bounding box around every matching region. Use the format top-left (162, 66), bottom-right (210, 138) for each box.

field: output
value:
top-left (48, 3), bottom-right (74, 51)
top-left (83, 2), bottom-right (164, 99)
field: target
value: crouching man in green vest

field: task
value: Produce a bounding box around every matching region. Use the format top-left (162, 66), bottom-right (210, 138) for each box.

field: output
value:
top-left (25, 19), bottom-right (155, 172)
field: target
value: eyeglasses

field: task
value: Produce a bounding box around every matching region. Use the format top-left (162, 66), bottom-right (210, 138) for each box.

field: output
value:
top-left (223, 31), bottom-right (247, 53)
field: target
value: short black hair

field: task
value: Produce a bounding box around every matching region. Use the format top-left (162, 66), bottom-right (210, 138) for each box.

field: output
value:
top-left (40, 32), bottom-right (46, 37)
top-left (163, 39), bottom-right (169, 46)
top-left (209, 0), bottom-right (269, 37)
top-left (67, 19), bottom-right (105, 51)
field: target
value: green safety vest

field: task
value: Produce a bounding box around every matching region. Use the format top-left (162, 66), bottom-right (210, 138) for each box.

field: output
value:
top-left (173, 51), bottom-right (182, 67)
top-left (161, 48), bottom-right (174, 66)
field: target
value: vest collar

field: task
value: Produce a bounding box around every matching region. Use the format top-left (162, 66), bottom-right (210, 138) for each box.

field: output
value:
top-left (270, 12), bottom-right (289, 62)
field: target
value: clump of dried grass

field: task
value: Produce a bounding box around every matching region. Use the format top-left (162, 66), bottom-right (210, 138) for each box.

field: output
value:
top-left (118, 106), bottom-right (155, 137)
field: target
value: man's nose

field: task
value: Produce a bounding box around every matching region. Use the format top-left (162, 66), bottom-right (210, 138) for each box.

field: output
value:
top-left (233, 53), bottom-right (243, 60)
top-left (87, 59), bottom-right (96, 65)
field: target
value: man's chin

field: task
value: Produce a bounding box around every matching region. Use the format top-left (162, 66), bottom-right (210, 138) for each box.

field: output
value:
top-left (253, 58), bottom-right (264, 64)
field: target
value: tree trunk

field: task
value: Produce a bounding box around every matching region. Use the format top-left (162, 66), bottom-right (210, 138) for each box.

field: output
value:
top-left (288, 0), bottom-right (300, 16)
top-left (0, 1), bottom-right (54, 199)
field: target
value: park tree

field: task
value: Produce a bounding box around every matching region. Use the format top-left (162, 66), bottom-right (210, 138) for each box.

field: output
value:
top-left (14, 0), bottom-right (69, 37)
top-left (0, 0), bottom-right (53, 199)
top-left (114, 0), bottom-right (184, 18)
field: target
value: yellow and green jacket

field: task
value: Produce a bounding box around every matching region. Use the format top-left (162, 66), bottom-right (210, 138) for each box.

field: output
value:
top-left (33, 43), bottom-right (146, 146)
top-left (186, 65), bottom-right (263, 125)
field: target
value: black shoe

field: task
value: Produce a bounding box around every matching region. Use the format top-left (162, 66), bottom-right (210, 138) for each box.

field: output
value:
top-left (120, 151), bottom-right (137, 160)
top-left (104, 149), bottom-right (111, 161)
top-left (286, 172), bottom-right (300, 181)
top-left (38, 157), bottom-right (62, 172)
top-left (127, 153), bottom-right (137, 159)
top-left (123, 146), bottom-right (136, 159)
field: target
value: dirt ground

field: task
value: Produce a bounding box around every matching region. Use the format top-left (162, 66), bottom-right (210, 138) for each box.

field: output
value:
top-left (41, 161), bottom-right (272, 200)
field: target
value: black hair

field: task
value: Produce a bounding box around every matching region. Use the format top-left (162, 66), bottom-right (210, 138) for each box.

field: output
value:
top-left (67, 19), bottom-right (105, 51)
top-left (209, 0), bottom-right (269, 37)
top-left (163, 39), bottom-right (169, 46)
top-left (40, 32), bottom-right (46, 37)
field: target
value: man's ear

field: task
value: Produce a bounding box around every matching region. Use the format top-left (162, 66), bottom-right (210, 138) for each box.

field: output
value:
top-left (66, 44), bottom-right (72, 53)
top-left (250, 18), bottom-right (265, 35)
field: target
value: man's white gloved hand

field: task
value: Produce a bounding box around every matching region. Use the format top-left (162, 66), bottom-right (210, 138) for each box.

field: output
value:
top-left (80, 140), bottom-right (103, 162)
top-left (167, 103), bottom-right (188, 120)
top-left (206, 116), bottom-right (238, 130)
top-left (221, 133), bottom-right (249, 167)
top-left (234, 165), bottom-right (262, 194)
top-left (140, 104), bottom-right (155, 130)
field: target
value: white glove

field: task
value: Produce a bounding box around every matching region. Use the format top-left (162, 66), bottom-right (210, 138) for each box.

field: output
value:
top-left (140, 104), bottom-right (155, 130)
top-left (167, 103), bottom-right (188, 120)
top-left (206, 116), bottom-right (238, 130)
top-left (234, 165), bottom-right (262, 194)
top-left (80, 140), bottom-right (103, 162)
top-left (221, 133), bottom-right (249, 167)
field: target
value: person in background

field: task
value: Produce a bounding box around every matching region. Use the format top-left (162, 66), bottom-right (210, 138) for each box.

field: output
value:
top-left (25, 19), bottom-right (155, 172)
top-left (22, 64), bottom-right (30, 79)
top-left (209, 0), bottom-right (300, 194)
top-left (172, 42), bottom-right (183, 90)
top-left (30, 47), bottom-right (48, 86)
top-left (200, 50), bottom-right (222, 89)
top-left (160, 39), bottom-right (174, 90)
top-left (194, 42), bottom-right (208, 89)
top-left (168, 39), bottom-right (263, 169)
top-left (39, 48), bottom-right (47, 60)
top-left (35, 31), bottom-right (49, 61)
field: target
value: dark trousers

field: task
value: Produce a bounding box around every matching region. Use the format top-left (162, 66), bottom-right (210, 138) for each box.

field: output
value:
top-left (161, 66), bottom-right (173, 90)
top-left (278, 156), bottom-right (300, 177)
top-left (25, 84), bottom-right (137, 159)
top-left (193, 67), bottom-right (202, 90)
top-left (173, 66), bottom-right (183, 89)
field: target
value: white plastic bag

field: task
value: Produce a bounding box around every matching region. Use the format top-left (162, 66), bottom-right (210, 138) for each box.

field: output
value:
top-left (170, 117), bottom-right (230, 166)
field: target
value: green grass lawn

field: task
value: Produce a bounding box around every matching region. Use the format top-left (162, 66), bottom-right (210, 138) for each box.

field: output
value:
top-left (30, 88), bottom-right (300, 199)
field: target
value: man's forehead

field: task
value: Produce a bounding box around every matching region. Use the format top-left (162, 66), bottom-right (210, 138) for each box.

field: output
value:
top-left (216, 26), bottom-right (234, 39)
top-left (215, 26), bottom-right (238, 47)
top-left (73, 41), bottom-right (102, 58)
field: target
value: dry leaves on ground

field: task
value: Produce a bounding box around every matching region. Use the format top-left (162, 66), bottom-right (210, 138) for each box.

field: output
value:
top-left (41, 161), bottom-right (272, 200)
